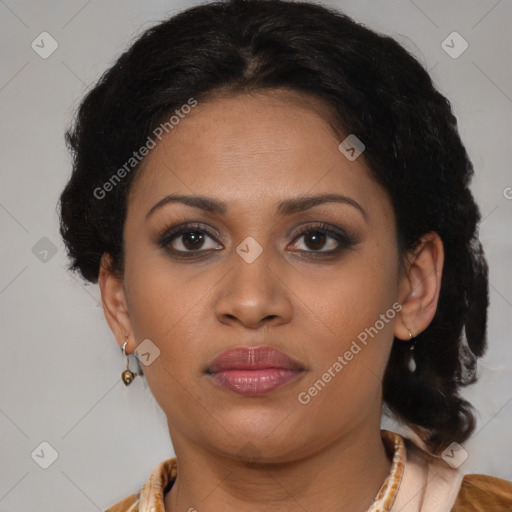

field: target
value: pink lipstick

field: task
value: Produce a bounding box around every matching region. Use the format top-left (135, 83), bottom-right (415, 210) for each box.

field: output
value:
top-left (205, 346), bottom-right (305, 396)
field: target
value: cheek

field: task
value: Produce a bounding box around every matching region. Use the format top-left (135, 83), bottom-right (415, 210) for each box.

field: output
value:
top-left (300, 245), bottom-right (398, 321)
top-left (290, 243), bottom-right (399, 370)
top-left (123, 251), bottom-right (214, 380)
top-left (291, 255), bottom-right (398, 423)
top-left (123, 267), bottom-right (206, 418)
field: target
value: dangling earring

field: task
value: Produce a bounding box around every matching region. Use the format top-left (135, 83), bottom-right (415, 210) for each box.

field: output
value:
top-left (407, 327), bottom-right (417, 373)
top-left (121, 334), bottom-right (138, 385)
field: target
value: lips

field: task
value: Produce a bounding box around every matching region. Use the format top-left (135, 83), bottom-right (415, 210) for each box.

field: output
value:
top-left (205, 346), bottom-right (306, 396)
top-left (206, 346), bottom-right (305, 373)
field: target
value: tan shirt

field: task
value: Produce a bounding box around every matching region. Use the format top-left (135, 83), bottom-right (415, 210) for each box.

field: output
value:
top-left (104, 429), bottom-right (512, 512)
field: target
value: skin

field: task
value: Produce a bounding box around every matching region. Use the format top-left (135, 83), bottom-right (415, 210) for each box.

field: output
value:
top-left (99, 89), bottom-right (444, 512)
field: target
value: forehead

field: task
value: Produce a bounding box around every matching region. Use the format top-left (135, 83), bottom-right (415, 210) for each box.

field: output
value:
top-left (127, 90), bottom-right (390, 222)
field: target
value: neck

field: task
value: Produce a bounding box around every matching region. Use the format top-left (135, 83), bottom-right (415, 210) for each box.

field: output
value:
top-left (164, 423), bottom-right (392, 512)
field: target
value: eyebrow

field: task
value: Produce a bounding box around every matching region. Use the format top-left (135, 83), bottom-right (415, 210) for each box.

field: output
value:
top-left (145, 193), bottom-right (368, 222)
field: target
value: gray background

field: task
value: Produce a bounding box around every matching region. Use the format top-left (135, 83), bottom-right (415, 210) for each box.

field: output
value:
top-left (1, 0), bottom-right (511, 510)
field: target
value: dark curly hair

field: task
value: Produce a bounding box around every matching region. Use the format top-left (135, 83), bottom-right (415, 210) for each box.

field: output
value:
top-left (58, 0), bottom-right (489, 455)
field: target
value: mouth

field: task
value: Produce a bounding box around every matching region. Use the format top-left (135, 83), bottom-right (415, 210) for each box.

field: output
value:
top-left (205, 345), bottom-right (306, 397)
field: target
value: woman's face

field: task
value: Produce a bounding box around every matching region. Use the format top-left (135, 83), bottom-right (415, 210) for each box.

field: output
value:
top-left (105, 90), bottom-right (410, 461)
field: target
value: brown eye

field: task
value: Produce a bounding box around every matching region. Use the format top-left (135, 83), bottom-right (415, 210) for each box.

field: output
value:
top-left (289, 223), bottom-right (357, 256)
top-left (157, 223), bottom-right (223, 254)
top-left (180, 230), bottom-right (206, 250)
top-left (302, 231), bottom-right (328, 251)
top-left (293, 230), bottom-right (338, 252)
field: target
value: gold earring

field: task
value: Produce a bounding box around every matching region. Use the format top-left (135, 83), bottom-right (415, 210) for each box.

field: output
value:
top-left (121, 334), bottom-right (136, 385)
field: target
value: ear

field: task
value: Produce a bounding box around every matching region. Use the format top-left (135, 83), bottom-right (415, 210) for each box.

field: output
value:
top-left (394, 232), bottom-right (444, 340)
top-left (98, 253), bottom-right (135, 353)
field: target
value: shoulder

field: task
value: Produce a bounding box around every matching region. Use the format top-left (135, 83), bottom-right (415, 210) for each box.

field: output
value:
top-left (103, 456), bottom-right (177, 512)
top-left (104, 493), bottom-right (139, 512)
top-left (450, 473), bottom-right (512, 511)
top-left (399, 434), bottom-right (512, 511)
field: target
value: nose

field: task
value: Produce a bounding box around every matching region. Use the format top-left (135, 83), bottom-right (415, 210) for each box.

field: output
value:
top-left (214, 248), bottom-right (293, 330)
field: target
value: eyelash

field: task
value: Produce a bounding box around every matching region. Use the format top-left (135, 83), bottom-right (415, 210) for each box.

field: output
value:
top-left (156, 222), bottom-right (357, 259)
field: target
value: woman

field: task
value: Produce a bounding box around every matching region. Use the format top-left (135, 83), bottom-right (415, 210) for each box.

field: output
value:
top-left (58, 0), bottom-right (512, 510)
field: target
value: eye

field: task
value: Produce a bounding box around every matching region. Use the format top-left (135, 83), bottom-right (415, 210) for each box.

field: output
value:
top-left (156, 221), bottom-right (357, 260)
top-left (289, 223), bottom-right (356, 255)
top-left (157, 223), bottom-right (222, 255)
